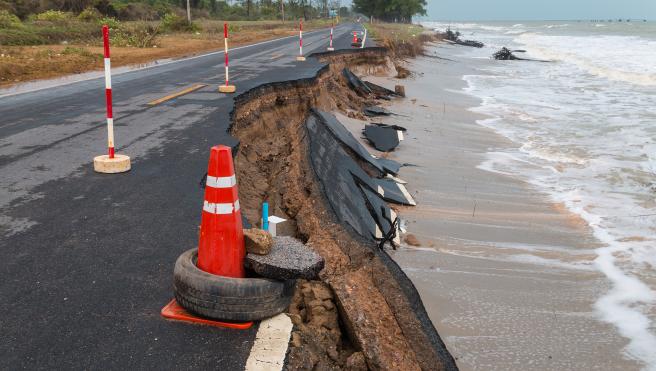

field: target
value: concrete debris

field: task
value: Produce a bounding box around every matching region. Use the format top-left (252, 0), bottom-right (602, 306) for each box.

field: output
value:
top-left (404, 234), bottom-right (421, 246)
top-left (363, 105), bottom-right (392, 117)
top-left (363, 124), bottom-right (403, 152)
top-left (342, 68), bottom-right (372, 97)
top-left (395, 84), bottom-right (406, 97)
top-left (243, 228), bottom-right (274, 255)
top-left (267, 215), bottom-right (294, 237)
top-left (244, 236), bottom-right (325, 280)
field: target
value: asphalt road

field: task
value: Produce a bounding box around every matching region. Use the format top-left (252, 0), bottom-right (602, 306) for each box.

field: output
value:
top-left (0, 23), bottom-right (361, 370)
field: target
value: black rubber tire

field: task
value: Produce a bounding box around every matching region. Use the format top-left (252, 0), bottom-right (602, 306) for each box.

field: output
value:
top-left (173, 248), bottom-right (295, 322)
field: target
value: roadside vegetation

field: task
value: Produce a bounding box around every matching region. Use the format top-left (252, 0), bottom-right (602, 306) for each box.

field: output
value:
top-left (0, 1), bottom-right (430, 87)
top-left (0, 0), bottom-right (346, 87)
top-left (364, 22), bottom-right (437, 78)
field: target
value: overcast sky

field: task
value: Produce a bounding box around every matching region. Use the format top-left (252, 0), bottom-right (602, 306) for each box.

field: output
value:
top-left (421, 0), bottom-right (656, 21)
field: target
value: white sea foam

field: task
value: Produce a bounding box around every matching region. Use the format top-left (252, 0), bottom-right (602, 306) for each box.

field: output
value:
top-left (515, 33), bottom-right (656, 86)
top-left (454, 21), bottom-right (656, 368)
top-left (506, 254), bottom-right (594, 271)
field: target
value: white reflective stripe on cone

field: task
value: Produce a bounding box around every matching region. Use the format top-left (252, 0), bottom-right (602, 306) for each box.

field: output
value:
top-left (206, 174), bottom-right (236, 188)
top-left (203, 199), bottom-right (240, 214)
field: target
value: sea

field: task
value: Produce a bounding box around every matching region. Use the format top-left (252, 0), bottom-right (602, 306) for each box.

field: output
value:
top-left (422, 20), bottom-right (656, 369)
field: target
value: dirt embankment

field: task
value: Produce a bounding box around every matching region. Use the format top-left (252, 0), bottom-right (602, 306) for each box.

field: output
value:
top-left (366, 23), bottom-right (441, 78)
top-left (230, 48), bottom-right (456, 370)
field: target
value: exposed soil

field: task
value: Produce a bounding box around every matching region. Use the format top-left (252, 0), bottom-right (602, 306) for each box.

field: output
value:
top-left (230, 49), bottom-right (456, 370)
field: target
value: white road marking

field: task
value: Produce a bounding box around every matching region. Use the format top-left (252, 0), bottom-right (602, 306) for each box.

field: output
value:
top-left (245, 313), bottom-right (293, 371)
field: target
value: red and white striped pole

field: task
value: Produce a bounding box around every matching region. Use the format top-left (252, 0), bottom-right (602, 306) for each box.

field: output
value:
top-left (103, 25), bottom-right (115, 159)
top-left (219, 22), bottom-right (236, 93)
top-left (93, 25), bottom-right (131, 173)
top-left (296, 20), bottom-right (306, 61)
top-left (327, 21), bottom-right (334, 51)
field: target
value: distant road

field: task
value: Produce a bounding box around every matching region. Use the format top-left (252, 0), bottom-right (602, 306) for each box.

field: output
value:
top-left (0, 23), bottom-right (358, 369)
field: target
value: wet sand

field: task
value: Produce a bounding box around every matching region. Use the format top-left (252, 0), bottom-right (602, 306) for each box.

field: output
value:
top-left (362, 44), bottom-right (642, 370)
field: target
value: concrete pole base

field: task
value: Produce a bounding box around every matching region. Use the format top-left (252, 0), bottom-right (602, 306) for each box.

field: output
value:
top-left (93, 154), bottom-right (131, 173)
top-left (218, 85), bottom-right (236, 93)
top-left (326, 47), bottom-right (335, 51)
top-left (296, 56), bottom-right (306, 62)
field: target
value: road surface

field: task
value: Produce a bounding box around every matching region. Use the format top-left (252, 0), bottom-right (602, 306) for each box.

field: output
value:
top-left (0, 23), bottom-right (360, 370)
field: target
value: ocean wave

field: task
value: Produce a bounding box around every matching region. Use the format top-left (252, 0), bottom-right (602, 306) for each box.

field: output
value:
top-left (515, 33), bottom-right (656, 86)
top-left (421, 21), bottom-right (506, 32)
top-left (461, 61), bottom-right (656, 368)
top-left (546, 23), bottom-right (569, 29)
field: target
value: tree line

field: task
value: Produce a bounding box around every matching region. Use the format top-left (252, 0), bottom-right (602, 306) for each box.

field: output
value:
top-left (1, 0), bottom-right (351, 21)
top-left (352, 0), bottom-right (426, 23)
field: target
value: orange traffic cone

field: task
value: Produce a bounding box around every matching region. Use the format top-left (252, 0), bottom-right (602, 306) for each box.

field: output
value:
top-left (161, 145), bottom-right (252, 329)
top-left (352, 31), bottom-right (358, 44)
top-left (197, 145), bottom-right (245, 278)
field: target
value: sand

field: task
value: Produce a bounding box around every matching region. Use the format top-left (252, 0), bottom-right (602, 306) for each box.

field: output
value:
top-left (360, 43), bottom-right (643, 370)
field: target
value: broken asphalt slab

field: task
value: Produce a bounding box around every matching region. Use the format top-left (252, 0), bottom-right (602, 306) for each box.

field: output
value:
top-left (363, 124), bottom-right (403, 152)
top-left (363, 105), bottom-right (393, 117)
top-left (314, 109), bottom-right (401, 175)
top-left (342, 68), bottom-right (373, 97)
top-left (245, 236), bottom-right (324, 280)
top-left (306, 110), bottom-right (411, 242)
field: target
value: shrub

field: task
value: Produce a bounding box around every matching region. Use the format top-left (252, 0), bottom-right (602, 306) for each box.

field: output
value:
top-left (0, 9), bottom-right (22, 28)
top-left (111, 22), bottom-right (159, 48)
top-left (160, 12), bottom-right (198, 32)
top-left (98, 16), bottom-right (120, 29)
top-left (32, 10), bottom-right (74, 23)
top-left (0, 27), bottom-right (45, 45)
top-left (77, 7), bottom-right (102, 22)
top-left (34, 23), bottom-right (97, 43)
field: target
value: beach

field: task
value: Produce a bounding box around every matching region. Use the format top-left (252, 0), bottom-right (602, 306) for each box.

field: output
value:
top-left (363, 30), bottom-right (654, 369)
